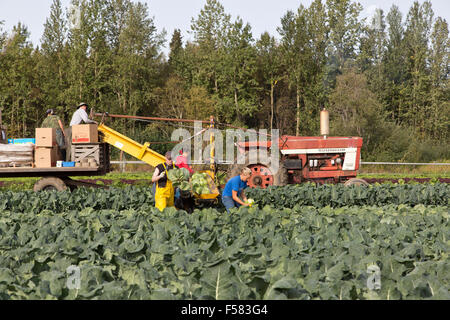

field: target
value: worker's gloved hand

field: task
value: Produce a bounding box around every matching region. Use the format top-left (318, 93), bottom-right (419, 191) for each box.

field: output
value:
top-left (159, 172), bottom-right (166, 179)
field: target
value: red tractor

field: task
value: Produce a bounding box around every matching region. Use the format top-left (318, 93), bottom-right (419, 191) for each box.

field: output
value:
top-left (227, 109), bottom-right (368, 188)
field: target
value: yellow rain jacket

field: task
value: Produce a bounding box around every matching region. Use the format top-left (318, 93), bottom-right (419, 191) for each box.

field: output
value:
top-left (155, 163), bottom-right (175, 211)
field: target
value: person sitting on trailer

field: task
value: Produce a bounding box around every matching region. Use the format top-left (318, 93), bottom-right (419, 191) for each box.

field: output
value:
top-left (221, 167), bottom-right (252, 213)
top-left (41, 109), bottom-right (66, 160)
top-left (65, 102), bottom-right (98, 161)
top-left (152, 151), bottom-right (177, 211)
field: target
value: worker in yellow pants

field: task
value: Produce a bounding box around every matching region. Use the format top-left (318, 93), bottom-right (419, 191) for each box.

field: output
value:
top-left (152, 151), bottom-right (176, 211)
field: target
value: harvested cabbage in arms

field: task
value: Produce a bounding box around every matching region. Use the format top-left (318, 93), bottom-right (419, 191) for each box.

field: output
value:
top-left (191, 172), bottom-right (211, 195)
top-left (167, 168), bottom-right (190, 189)
top-left (167, 169), bottom-right (211, 194)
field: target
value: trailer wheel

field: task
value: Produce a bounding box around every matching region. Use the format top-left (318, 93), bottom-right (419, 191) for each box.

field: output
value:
top-left (227, 151), bottom-right (287, 188)
top-left (344, 178), bottom-right (369, 187)
top-left (33, 177), bottom-right (68, 192)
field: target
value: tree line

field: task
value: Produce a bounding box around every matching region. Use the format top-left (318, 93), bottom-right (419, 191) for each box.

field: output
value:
top-left (0, 0), bottom-right (448, 162)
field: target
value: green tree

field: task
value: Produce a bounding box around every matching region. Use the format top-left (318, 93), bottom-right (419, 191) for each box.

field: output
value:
top-left (190, 0), bottom-right (231, 94)
top-left (429, 17), bottom-right (449, 140)
top-left (65, 0), bottom-right (91, 106)
top-left (358, 9), bottom-right (386, 76)
top-left (168, 29), bottom-right (183, 67)
top-left (84, 0), bottom-right (113, 108)
top-left (278, 7), bottom-right (311, 135)
top-left (383, 5), bottom-right (407, 122)
top-left (278, 1), bottom-right (329, 136)
top-left (357, 9), bottom-right (389, 128)
top-left (0, 20), bottom-right (6, 49)
top-left (256, 32), bottom-right (283, 130)
top-left (154, 75), bottom-right (186, 119)
top-left (167, 28), bottom-right (190, 86)
top-left (219, 17), bottom-right (258, 125)
top-left (39, 0), bottom-right (69, 120)
top-left (328, 69), bottom-right (386, 157)
top-left (0, 23), bottom-right (36, 136)
top-left (402, 0), bottom-right (434, 137)
top-left (110, 0), bottom-right (165, 122)
top-left (326, 0), bottom-right (363, 84)
top-left (184, 86), bottom-right (215, 121)
top-left (304, 0), bottom-right (329, 135)
top-left (104, 0), bottom-right (132, 51)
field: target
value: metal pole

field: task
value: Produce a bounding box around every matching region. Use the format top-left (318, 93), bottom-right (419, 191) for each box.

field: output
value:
top-left (210, 116), bottom-right (215, 177)
top-left (93, 113), bottom-right (211, 124)
top-left (120, 150), bottom-right (125, 173)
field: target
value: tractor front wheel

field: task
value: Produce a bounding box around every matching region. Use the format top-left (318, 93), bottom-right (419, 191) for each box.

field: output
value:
top-left (227, 151), bottom-right (287, 188)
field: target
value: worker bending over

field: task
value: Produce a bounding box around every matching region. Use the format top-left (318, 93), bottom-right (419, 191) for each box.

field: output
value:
top-left (152, 151), bottom-right (177, 211)
top-left (221, 167), bottom-right (252, 212)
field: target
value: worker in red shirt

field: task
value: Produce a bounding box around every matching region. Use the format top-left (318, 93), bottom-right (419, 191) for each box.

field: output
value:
top-left (175, 149), bottom-right (193, 175)
top-left (174, 148), bottom-right (193, 209)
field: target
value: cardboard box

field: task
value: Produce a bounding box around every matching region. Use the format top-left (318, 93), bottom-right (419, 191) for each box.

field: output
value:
top-left (72, 124), bottom-right (98, 144)
top-left (34, 147), bottom-right (58, 168)
top-left (36, 128), bottom-right (56, 147)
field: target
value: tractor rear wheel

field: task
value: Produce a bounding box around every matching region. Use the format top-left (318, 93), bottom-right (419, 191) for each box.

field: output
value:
top-left (33, 177), bottom-right (68, 192)
top-left (227, 151), bottom-right (287, 188)
top-left (344, 178), bottom-right (369, 186)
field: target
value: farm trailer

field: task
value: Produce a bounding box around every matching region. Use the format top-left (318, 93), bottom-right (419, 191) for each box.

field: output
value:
top-left (0, 122), bottom-right (220, 202)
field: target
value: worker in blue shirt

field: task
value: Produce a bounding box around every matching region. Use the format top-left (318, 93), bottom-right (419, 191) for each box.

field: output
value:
top-left (222, 167), bottom-right (252, 212)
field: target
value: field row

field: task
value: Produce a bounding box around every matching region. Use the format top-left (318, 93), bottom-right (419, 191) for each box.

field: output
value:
top-left (0, 183), bottom-right (448, 214)
top-left (0, 205), bottom-right (448, 299)
top-left (245, 183), bottom-right (449, 208)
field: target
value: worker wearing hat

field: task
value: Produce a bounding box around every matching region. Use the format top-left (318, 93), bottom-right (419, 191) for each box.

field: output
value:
top-left (65, 103), bottom-right (98, 161)
top-left (152, 151), bottom-right (177, 211)
top-left (41, 108), bottom-right (66, 160)
top-left (69, 103), bottom-right (97, 126)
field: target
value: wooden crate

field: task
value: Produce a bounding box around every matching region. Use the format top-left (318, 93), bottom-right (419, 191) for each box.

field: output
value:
top-left (71, 143), bottom-right (109, 169)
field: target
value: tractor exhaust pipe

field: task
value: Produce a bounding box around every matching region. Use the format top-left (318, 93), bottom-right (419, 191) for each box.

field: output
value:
top-left (320, 108), bottom-right (329, 139)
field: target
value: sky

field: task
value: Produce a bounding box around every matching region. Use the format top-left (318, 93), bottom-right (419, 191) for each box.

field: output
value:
top-left (1, 0), bottom-right (449, 56)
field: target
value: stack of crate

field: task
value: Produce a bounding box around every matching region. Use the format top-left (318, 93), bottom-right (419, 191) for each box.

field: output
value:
top-left (35, 128), bottom-right (61, 167)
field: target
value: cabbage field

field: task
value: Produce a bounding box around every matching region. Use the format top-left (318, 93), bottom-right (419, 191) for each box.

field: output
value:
top-left (0, 183), bottom-right (448, 300)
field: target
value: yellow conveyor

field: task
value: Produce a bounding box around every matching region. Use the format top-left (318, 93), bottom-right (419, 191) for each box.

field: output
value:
top-left (97, 123), bottom-right (220, 202)
top-left (98, 123), bottom-right (166, 167)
